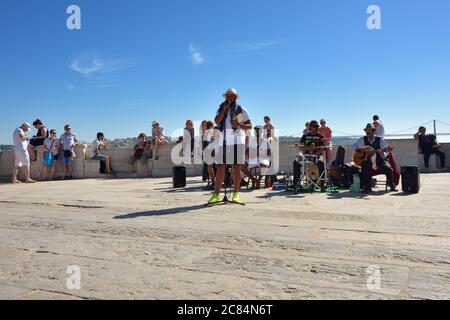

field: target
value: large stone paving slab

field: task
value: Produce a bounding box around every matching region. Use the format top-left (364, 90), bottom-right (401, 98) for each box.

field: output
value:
top-left (0, 174), bottom-right (449, 299)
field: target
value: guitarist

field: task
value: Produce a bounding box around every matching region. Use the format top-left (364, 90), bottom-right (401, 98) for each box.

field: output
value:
top-left (352, 123), bottom-right (397, 193)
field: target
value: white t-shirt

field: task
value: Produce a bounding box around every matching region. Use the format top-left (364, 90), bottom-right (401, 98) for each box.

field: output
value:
top-left (90, 139), bottom-right (105, 157)
top-left (375, 121), bottom-right (385, 137)
top-left (44, 138), bottom-right (59, 155)
top-left (13, 128), bottom-right (28, 152)
top-left (216, 105), bottom-right (250, 146)
top-left (203, 129), bottom-right (214, 143)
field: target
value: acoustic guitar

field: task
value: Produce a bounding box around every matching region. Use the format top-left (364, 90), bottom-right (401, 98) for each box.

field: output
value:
top-left (352, 146), bottom-right (376, 167)
top-left (352, 146), bottom-right (393, 167)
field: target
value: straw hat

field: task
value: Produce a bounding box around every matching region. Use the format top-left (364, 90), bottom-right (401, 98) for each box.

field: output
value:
top-left (222, 88), bottom-right (240, 100)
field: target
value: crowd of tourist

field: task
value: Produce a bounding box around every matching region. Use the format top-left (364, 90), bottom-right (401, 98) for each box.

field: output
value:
top-left (8, 91), bottom-right (447, 190)
top-left (10, 119), bottom-right (170, 183)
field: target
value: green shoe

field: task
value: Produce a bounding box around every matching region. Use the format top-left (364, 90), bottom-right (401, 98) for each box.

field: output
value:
top-left (231, 192), bottom-right (241, 204)
top-left (207, 193), bottom-right (220, 205)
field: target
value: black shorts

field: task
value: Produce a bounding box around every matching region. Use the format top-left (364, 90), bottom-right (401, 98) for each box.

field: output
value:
top-left (30, 139), bottom-right (44, 147)
top-left (217, 144), bottom-right (245, 165)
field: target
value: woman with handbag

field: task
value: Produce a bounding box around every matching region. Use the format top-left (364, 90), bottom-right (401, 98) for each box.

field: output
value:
top-left (40, 129), bottom-right (60, 181)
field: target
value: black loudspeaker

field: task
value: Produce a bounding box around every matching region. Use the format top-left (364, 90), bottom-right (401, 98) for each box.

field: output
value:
top-left (401, 166), bottom-right (420, 193)
top-left (172, 166), bottom-right (186, 188)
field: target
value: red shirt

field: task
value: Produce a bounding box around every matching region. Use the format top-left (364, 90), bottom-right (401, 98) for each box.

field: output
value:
top-left (319, 126), bottom-right (332, 142)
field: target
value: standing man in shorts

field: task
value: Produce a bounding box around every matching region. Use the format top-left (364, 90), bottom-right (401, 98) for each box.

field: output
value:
top-left (12, 123), bottom-right (35, 184)
top-left (60, 125), bottom-right (79, 179)
top-left (207, 88), bottom-right (252, 205)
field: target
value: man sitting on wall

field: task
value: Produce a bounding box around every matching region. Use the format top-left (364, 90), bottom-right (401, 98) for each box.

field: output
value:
top-left (414, 126), bottom-right (446, 170)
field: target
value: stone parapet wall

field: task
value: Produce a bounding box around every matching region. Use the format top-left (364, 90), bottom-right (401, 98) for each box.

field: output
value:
top-left (0, 140), bottom-right (448, 180)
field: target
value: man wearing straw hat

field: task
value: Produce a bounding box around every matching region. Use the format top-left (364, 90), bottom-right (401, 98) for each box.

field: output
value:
top-left (353, 123), bottom-right (396, 193)
top-left (207, 88), bottom-right (252, 205)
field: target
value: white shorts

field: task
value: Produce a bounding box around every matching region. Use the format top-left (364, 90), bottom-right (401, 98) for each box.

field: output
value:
top-left (14, 149), bottom-right (30, 167)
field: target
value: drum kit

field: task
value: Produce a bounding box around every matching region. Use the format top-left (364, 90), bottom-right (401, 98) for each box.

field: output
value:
top-left (289, 143), bottom-right (334, 192)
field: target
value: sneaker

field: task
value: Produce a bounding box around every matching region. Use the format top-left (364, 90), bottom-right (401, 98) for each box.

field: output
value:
top-left (207, 194), bottom-right (220, 205)
top-left (231, 192), bottom-right (242, 204)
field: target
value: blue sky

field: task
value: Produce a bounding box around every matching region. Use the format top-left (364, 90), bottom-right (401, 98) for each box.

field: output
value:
top-left (1, 0), bottom-right (450, 144)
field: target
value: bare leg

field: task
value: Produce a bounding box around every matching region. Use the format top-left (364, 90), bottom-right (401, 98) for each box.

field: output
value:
top-left (154, 143), bottom-right (159, 159)
top-left (41, 166), bottom-right (48, 181)
top-left (24, 166), bottom-right (35, 182)
top-left (208, 164), bottom-right (215, 181)
top-left (28, 145), bottom-right (36, 161)
top-left (232, 165), bottom-right (241, 193)
top-left (105, 157), bottom-right (111, 174)
top-left (68, 165), bottom-right (73, 177)
top-left (49, 165), bottom-right (56, 180)
top-left (12, 166), bottom-right (19, 183)
top-left (214, 165), bottom-right (225, 194)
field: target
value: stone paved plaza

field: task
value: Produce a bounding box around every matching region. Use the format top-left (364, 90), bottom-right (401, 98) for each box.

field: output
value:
top-left (0, 174), bottom-right (449, 300)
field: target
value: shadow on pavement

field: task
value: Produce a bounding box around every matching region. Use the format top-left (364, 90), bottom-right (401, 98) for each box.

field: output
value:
top-left (114, 204), bottom-right (208, 219)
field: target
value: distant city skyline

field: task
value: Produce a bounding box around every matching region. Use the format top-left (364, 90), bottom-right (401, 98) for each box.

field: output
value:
top-left (1, 0), bottom-right (450, 144)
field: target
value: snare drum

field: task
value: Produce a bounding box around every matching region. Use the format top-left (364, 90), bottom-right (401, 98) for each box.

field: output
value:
top-left (304, 154), bottom-right (319, 164)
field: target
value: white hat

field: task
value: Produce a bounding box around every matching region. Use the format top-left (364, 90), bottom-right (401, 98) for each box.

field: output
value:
top-left (152, 121), bottom-right (159, 126)
top-left (223, 88), bottom-right (240, 100)
top-left (23, 122), bottom-right (31, 129)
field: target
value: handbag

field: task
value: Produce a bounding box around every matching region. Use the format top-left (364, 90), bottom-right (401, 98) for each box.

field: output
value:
top-left (43, 152), bottom-right (54, 167)
top-left (64, 149), bottom-right (74, 158)
top-left (43, 140), bottom-right (56, 166)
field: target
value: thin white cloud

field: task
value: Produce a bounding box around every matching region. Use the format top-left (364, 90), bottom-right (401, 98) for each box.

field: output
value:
top-left (69, 54), bottom-right (138, 78)
top-left (189, 44), bottom-right (205, 65)
top-left (228, 41), bottom-right (280, 52)
top-left (68, 54), bottom-right (138, 89)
